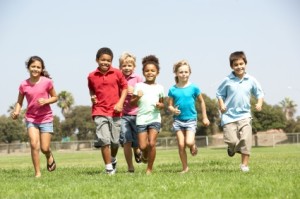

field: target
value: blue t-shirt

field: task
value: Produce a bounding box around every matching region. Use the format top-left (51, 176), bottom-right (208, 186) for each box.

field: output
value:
top-left (216, 72), bottom-right (264, 126)
top-left (168, 83), bottom-right (201, 120)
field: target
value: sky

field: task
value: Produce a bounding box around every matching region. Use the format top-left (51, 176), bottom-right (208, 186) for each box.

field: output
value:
top-left (1, 0), bottom-right (300, 120)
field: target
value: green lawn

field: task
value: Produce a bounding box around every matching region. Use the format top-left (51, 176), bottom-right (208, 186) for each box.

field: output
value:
top-left (0, 145), bottom-right (299, 199)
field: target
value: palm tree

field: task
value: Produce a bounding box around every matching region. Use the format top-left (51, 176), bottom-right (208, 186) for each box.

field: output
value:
top-left (279, 97), bottom-right (297, 120)
top-left (57, 91), bottom-right (75, 118)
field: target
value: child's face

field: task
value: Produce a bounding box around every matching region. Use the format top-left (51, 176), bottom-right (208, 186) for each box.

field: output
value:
top-left (176, 65), bottom-right (190, 83)
top-left (231, 58), bottom-right (246, 78)
top-left (96, 54), bottom-right (112, 73)
top-left (28, 60), bottom-right (42, 78)
top-left (120, 60), bottom-right (135, 77)
top-left (143, 64), bottom-right (159, 84)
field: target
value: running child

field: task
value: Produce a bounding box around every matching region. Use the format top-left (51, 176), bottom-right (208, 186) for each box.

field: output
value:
top-left (88, 47), bottom-right (128, 175)
top-left (168, 60), bottom-right (210, 173)
top-left (12, 56), bottom-right (58, 178)
top-left (131, 55), bottom-right (164, 175)
top-left (216, 51), bottom-right (264, 172)
top-left (119, 52), bottom-right (143, 172)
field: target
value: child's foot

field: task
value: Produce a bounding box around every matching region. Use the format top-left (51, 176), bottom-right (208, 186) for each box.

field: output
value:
top-left (190, 144), bottom-right (198, 156)
top-left (240, 164), bottom-right (250, 172)
top-left (146, 170), bottom-right (152, 175)
top-left (47, 153), bottom-right (56, 172)
top-left (35, 173), bottom-right (41, 178)
top-left (180, 167), bottom-right (189, 174)
top-left (227, 146), bottom-right (235, 157)
top-left (134, 151), bottom-right (142, 164)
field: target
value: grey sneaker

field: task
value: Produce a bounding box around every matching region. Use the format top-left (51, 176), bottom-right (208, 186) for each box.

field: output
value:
top-left (227, 146), bottom-right (235, 157)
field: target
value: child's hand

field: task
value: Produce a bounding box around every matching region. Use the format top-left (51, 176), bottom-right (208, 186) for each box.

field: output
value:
top-left (220, 105), bottom-right (227, 113)
top-left (11, 112), bottom-right (19, 120)
top-left (38, 98), bottom-right (47, 106)
top-left (91, 95), bottom-right (97, 104)
top-left (173, 106), bottom-right (181, 115)
top-left (255, 103), bottom-right (262, 111)
top-left (137, 90), bottom-right (143, 98)
top-left (155, 102), bottom-right (164, 110)
top-left (202, 118), bottom-right (210, 127)
top-left (114, 102), bottom-right (123, 113)
top-left (127, 86), bottom-right (134, 95)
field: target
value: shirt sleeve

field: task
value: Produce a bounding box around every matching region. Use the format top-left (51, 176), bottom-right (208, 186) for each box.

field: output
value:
top-left (216, 78), bottom-right (228, 100)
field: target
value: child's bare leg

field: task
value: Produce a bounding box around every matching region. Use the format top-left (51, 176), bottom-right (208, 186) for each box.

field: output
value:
top-left (177, 131), bottom-right (188, 172)
top-left (185, 131), bottom-right (197, 156)
top-left (146, 129), bottom-right (158, 174)
top-left (138, 132), bottom-right (148, 162)
top-left (124, 142), bottom-right (134, 171)
top-left (241, 153), bottom-right (250, 166)
top-left (28, 127), bottom-right (41, 177)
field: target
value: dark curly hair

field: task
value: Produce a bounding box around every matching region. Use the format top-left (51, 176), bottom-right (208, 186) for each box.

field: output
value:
top-left (142, 55), bottom-right (160, 72)
top-left (96, 47), bottom-right (113, 60)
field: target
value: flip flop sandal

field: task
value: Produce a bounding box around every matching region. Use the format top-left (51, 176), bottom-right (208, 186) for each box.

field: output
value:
top-left (134, 152), bottom-right (142, 163)
top-left (47, 153), bottom-right (56, 172)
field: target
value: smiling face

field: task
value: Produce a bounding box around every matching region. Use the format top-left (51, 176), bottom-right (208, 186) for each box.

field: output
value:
top-left (176, 64), bottom-right (190, 83)
top-left (28, 60), bottom-right (43, 78)
top-left (120, 59), bottom-right (135, 77)
top-left (231, 58), bottom-right (246, 79)
top-left (96, 54), bottom-right (112, 73)
top-left (143, 64), bottom-right (159, 84)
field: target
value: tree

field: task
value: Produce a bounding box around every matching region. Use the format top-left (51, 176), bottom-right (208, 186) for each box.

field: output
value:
top-left (57, 91), bottom-right (75, 118)
top-left (0, 115), bottom-right (26, 153)
top-left (279, 97), bottom-right (297, 120)
top-left (251, 98), bottom-right (286, 132)
top-left (60, 106), bottom-right (95, 140)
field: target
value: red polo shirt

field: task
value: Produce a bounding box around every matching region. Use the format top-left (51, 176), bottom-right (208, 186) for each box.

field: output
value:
top-left (88, 66), bottom-right (128, 117)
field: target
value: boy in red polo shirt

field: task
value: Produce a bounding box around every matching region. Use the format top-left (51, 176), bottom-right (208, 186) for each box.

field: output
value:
top-left (88, 47), bottom-right (128, 175)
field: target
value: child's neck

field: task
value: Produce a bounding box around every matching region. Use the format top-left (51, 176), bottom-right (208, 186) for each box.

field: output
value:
top-left (29, 76), bottom-right (41, 84)
top-left (176, 81), bottom-right (190, 88)
top-left (144, 80), bottom-right (156, 85)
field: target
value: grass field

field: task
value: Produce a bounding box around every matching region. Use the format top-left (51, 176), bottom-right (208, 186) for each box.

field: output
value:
top-left (0, 145), bottom-right (299, 199)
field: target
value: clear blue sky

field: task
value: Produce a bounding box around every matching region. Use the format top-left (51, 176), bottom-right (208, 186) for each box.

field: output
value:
top-left (1, 0), bottom-right (300, 119)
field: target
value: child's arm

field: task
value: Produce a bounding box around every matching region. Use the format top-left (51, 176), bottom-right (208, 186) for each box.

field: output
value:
top-left (167, 97), bottom-right (180, 115)
top-left (198, 94), bottom-right (210, 126)
top-left (114, 88), bottom-right (128, 112)
top-left (11, 92), bottom-right (24, 120)
top-left (156, 97), bottom-right (164, 110)
top-left (255, 98), bottom-right (264, 111)
top-left (38, 88), bottom-right (58, 106)
top-left (217, 98), bottom-right (226, 113)
top-left (130, 90), bottom-right (143, 106)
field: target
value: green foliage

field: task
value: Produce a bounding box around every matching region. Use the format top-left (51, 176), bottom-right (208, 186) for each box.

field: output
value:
top-left (52, 116), bottom-right (63, 141)
top-left (0, 146), bottom-right (299, 199)
top-left (0, 115), bottom-right (26, 143)
top-left (57, 91), bottom-right (75, 118)
top-left (251, 99), bottom-right (286, 132)
top-left (61, 106), bottom-right (95, 140)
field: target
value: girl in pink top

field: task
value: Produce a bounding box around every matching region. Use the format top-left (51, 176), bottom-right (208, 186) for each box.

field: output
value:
top-left (12, 56), bottom-right (58, 178)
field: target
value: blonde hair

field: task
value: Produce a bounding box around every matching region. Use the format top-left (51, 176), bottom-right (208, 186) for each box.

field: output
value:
top-left (173, 60), bottom-right (191, 83)
top-left (119, 52), bottom-right (136, 68)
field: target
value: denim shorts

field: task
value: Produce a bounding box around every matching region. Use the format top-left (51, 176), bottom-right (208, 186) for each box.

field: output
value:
top-left (26, 122), bottom-right (54, 133)
top-left (120, 115), bottom-right (138, 147)
top-left (172, 119), bottom-right (197, 133)
top-left (136, 122), bottom-right (161, 134)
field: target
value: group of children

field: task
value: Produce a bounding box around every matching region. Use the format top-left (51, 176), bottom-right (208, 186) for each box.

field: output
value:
top-left (12, 48), bottom-right (264, 177)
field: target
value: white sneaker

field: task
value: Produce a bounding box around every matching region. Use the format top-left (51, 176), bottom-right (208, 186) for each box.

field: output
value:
top-left (240, 164), bottom-right (250, 172)
top-left (106, 169), bottom-right (116, 175)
